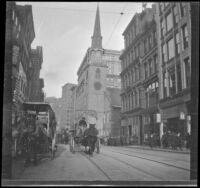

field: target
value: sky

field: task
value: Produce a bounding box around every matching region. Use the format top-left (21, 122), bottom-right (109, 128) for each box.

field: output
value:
top-left (16, 2), bottom-right (153, 98)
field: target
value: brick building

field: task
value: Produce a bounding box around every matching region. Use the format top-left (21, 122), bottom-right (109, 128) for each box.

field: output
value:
top-left (11, 4), bottom-right (35, 122)
top-left (30, 46), bottom-right (44, 102)
top-left (120, 5), bottom-right (157, 144)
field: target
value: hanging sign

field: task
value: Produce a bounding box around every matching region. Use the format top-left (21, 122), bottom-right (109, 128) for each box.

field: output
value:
top-left (180, 112), bottom-right (185, 120)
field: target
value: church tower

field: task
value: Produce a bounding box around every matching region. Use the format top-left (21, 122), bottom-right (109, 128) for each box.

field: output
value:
top-left (76, 4), bottom-right (121, 137)
top-left (86, 4), bottom-right (107, 136)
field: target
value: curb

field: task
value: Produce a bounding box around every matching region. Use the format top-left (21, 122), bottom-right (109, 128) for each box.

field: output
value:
top-left (125, 146), bottom-right (190, 154)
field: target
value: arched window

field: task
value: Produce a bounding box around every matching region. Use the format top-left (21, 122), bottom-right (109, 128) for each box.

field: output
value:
top-left (95, 68), bottom-right (101, 79)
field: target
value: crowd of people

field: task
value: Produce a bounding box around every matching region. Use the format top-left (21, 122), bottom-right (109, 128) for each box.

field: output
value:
top-left (101, 135), bottom-right (139, 146)
top-left (161, 131), bottom-right (190, 150)
top-left (100, 131), bottom-right (190, 150)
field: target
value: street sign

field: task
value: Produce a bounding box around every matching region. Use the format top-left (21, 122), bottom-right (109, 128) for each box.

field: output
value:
top-left (156, 113), bottom-right (161, 123)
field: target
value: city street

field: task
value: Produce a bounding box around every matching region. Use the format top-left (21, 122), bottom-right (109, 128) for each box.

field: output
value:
top-left (12, 144), bottom-right (190, 181)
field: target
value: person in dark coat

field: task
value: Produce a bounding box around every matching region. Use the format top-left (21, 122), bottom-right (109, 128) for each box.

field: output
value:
top-left (19, 120), bottom-right (37, 167)
top-left (176, 133), bottom-right (182, 150)
top-left (171, 132), bottom-right (177, 150)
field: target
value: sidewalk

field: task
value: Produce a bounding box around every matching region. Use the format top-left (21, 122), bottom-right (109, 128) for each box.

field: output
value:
top-left (12, 157), bottom-right (26, 179)
top-left (124, 145), bottom-right (190, 154)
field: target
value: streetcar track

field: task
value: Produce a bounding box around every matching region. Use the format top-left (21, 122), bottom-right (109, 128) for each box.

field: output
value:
top-left (79, 149), bottom-right (164, 180)
top-left (105, 149), bottom-right (190, 171)
top-left (99, 152), bottom-right (165, 180)
top-left (79, 151), bottom-right (113, 181)
top-left (107, 147), bottom-right (189, 163)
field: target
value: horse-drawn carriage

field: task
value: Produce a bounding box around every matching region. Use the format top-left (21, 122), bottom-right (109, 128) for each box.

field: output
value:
top-left (69, 116), bottom-right (100, 155)
top-left (19, 102), bottom-right (57, 163)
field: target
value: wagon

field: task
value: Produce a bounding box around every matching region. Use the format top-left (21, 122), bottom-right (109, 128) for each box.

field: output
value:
top-left (21, 102), bottom-right (57, 160)
top-left (69, 117), bottom-right (100, 155)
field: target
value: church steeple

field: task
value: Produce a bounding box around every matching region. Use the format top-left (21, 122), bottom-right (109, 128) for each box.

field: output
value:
top-left (91, 4), bottom-right (102, 49)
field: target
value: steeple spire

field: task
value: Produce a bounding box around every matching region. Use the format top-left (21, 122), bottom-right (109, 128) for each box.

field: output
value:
top-left (91, 4), bottom-right (102, 49)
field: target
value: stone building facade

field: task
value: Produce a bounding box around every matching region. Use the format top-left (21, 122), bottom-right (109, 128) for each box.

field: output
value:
top-left (156, 2), bottom-right (191, 137)
top-left (120, 5), bottom-right (157, 144)
top-left (60, 83), bottom-right (76, 129)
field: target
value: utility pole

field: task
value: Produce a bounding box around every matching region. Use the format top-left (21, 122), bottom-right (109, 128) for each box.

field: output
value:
top-left (2, 1), bottom-right (15, 179)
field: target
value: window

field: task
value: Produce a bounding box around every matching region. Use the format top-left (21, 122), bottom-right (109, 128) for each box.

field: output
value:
top-left (161, 19), bottom-right (165, 37)
top-left (135, 67), bottom-right (137, 81)
top-left (168, 67), bottom-right (176, 96)
top-left (144, 39), bottom-right (147, 54)
top-left (12, 10), bottom-right (15, 20)
top-left (184, 57), bottom-right (191, 88)
top-left (137, 45), bottom-right (140, 57)
top-left (95, 68), bottom-right (101, 79)
top-left (160, 3), bottom-right (164, 13)
top-left (176, 64), bottom-right (182, 92)
top-left (153, 55), bottom-right (158, 72)
top-left (162, 44), bottom-right (167, 64)
top-left (148, 35), bottom-right (152, 49)
top-left (132, 91), bottom-right (135, 109)
top-left (153, 30), bottom-right (157, 46)
top-left (182, 24), bottom-right (189, 49)
top-left (132, 69), bottom-right (135, 83)
top-left (163, 72), bottom-right (167, 98)
top-left (167, 38), bottom-right (175, 61)
top-left (129, 31), bottom-right (132, 44)
top-left (166, 12), bottom-right (173, 32)
top-left (180, 3), bottom-right (187, 17)
top-left (130, 94), bottom-right (132, 109)
top-left (132, 49), bottom-right (135, 61)
top-left (145, 92), bottom-right (149, 108)
top-left (173, 5), bottom-right (178, 25)
top-left (149, 59), bottom-right (153, 75)
top-left (127, 55), bottom-right (130, 66)
top-left (18, 24), bottom-right (21, 32)
top-left (135, 46), bottom-right (137, 58)
top-left (175, 32), bottom-right (180, 54)
top-left (144, 63), bottom-right (147, 79)
top-left (139, 42), bottom-right (144, 57)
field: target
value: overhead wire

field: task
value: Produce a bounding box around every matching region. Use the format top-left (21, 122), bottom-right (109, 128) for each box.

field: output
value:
top-left (29, 4), bottom-right (134, 15)
top-left (104, 3), bottom-right (128, 48)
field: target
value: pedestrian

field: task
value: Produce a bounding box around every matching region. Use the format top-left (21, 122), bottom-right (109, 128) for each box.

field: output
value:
top-left (171, 132), bottom-right (177, 150)
top-left (149, 133), bottom-right (154, 149)
top-left (167, 131), bottom-right (172, 149)
top-left (19, 119), bottom-right (37, 167)
top-left (176, 132), bottom-right (182, 150)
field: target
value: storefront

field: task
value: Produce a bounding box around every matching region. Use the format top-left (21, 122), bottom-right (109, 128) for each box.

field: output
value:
top-left (161, 102), bottom-right (190, 136)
